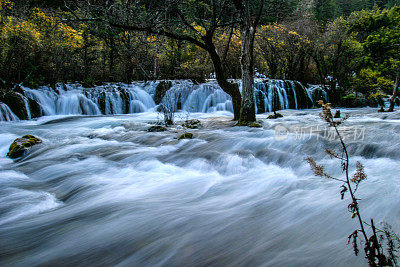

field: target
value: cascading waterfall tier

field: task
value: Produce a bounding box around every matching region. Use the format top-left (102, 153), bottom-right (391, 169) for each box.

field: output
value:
top-left (160, 79), bottom-right (325, 114)
top-left (0, 80), bottom-right (327, 121)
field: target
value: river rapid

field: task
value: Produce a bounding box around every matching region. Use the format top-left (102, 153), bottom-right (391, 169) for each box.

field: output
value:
top-left (0, 108), bottom-right (399, 266)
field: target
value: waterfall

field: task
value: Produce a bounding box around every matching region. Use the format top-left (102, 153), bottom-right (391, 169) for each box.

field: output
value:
top-left (161, 79), bottom-right (320, 114)
top-left (307, 85), bottom-right (329, 103)
top-left (0, 80), bottom-right (327, 121)
top-left (181, 82), bottom-right (233, 113)
top-left (0, 103), bottom-right (19, 122)
top-left (18, 93), bottom-right (32, 120)
top-left (21, 83), bottom-right (156, 117)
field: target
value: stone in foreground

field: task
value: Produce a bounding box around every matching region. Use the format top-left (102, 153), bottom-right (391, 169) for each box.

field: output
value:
top-left (7, 135), bottom-right (42, 159)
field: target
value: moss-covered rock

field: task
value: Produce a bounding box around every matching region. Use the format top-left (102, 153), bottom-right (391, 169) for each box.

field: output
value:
top-left (267, 112), bottom-right (283, 119)
top-left (249, 122), bottom-right (262, 128)
top-left (148, 125), bottom-right (167, 132)
top-left (235, 120), bottom-right (263, 127)
top-left (7, 135), bottom-right (42, 159)
top-left (178, 133), bottom-right (193, 140)
top-left (234, 120), bottom-right (250, 127)
top-left (183, 119), bottom-right (201, 129)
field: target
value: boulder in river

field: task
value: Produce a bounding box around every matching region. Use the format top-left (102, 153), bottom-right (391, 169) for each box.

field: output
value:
top-left (183, 119), bottom-right (201, 129)
top-left (178, 132), bottom-right (193, 140)
top-left (7, 135), bottom-right (42, 159)
top-left (148, 125), bottom-right (168, 132)
top-left (267, 111), bottom-right (283, 119)
top-left (27, 97), bottom-right (42, 118)
top-left (0, 90), bottom-right (29, 120)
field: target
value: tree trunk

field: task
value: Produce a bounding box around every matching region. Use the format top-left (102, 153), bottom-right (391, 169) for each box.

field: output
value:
top-left (239, 23), bottom-right (256, 122)
top-left (207, 41), bottom-right (242, 120)
top-left (388, 69), bottom-right (400, 112)
top-left (109, 37), bottom-right (115, 81)
top-left (234, 0), bottom-right (258, 123)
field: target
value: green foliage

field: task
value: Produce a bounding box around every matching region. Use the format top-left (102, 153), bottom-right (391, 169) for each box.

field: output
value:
top-left (343, 93), bottom-right (356, 99)
top-left (348, 6), bottom-right (400, 94)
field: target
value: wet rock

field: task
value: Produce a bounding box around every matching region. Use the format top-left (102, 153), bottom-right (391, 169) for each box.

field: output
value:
top-left (293, 81), bottom-right (313, 109)
top-left (13, 85), bottom-right (25, 95)
top-left (178, 133), bottom-right (193, 140)
top-left (27, 97), bottom-right (42, 118)
top-left (378, 107), bottom-right (385, 113)
top-left (98, 91), bottom-right (107, 114)
top-left (334, 110), bottom-right (341, 118)
top-left (0, 91), bottom-right (28, 120)
top-left (183, 119), bottom-right (201, 129)
top-left (249, 122), bottom-right (262, 128)
top-left (148, 125), bottom-right (167, 132)
top-left (235, 120), bottom-right (263, 127)
top-left (154, 81), bottom-right (172, 104)
top-left (7, 135), bottom-right (42, 159)
top-left (267, 111), bottom-right (283, 119)
top-left (256, 90), bottom-right (265, 114)
top-left (235, 120), bottom-right (250, 127)
top-left (117, 87), bottom-right (131, 114)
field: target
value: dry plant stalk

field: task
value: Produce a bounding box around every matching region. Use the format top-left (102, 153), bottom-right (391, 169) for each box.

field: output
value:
top-left (307, 101), bottom-right (398, 266)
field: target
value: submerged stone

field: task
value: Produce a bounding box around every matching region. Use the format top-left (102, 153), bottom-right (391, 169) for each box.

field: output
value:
top-left (7, 135), bottom-right (42, 159)
top-left (178, 133), bottom-right (193, 140)
top-left (183, 119), bottom-right (201, 129)
top-left (148, 125), bottom-right (168, 132)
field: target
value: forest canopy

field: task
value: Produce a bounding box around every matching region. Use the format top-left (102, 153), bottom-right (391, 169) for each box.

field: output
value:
top-left (0, 0), bottom-right (399, 103)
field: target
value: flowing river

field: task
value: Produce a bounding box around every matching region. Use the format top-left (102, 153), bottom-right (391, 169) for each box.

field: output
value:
top-left (0, 109), bottom-right (399, 266)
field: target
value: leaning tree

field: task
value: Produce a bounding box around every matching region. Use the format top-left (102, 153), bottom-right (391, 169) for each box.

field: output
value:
top-left (69, 0), bottom-right (244, 119)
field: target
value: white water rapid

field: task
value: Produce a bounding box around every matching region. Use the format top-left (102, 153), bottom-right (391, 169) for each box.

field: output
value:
top-left (0, 108), bottom-right (399, 266)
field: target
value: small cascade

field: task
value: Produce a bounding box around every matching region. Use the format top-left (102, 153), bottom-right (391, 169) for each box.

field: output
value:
top-left (157, 81), bottom-right (234, 113)
top-left (21, 83), bottom-right (156, 117)
top-left (184, 83), bottom-right (233, 113)
top-left (160, 81), bottom-right (197, 110)
top-left (307, 85), bottom-right (329, 103)
top-left (254, 80), bottom-right (315, 113)
top-left (158, 79), bottom-right (321, 114)
top-left (19, 93), bottom-right (32, 120)
top-left (0, 103), bottom-right (19, 122)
